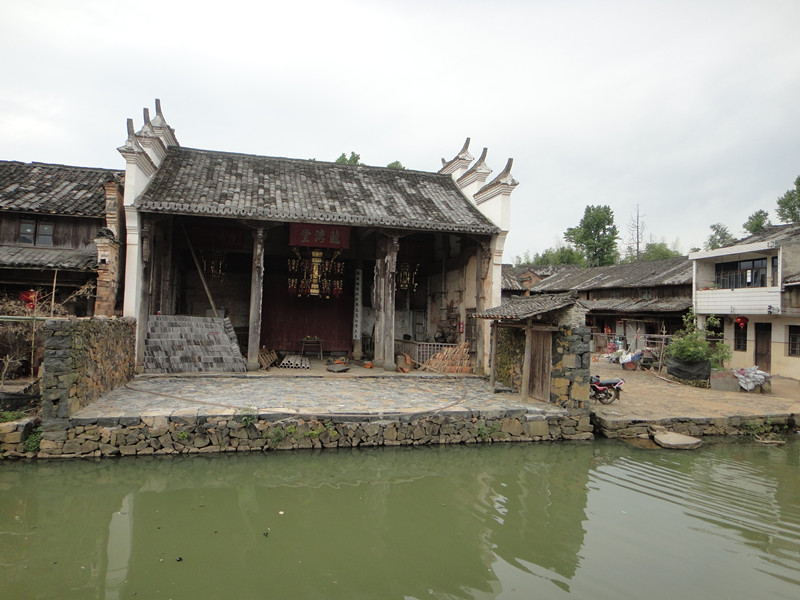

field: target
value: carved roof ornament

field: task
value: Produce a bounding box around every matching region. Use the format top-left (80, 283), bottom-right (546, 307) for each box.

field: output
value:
top-left (457, 147), bottom-right (492, 187)
top-left (438, 137), bottom-right (474, 175)
top-left (475, 158), bottom-right (518, 202)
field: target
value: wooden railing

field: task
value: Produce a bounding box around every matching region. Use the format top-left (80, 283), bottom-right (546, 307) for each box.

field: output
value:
top-left (394, 339), bottom-right (458, 364)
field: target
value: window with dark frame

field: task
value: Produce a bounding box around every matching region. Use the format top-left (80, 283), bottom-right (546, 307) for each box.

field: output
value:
top-left (789, 326), bottom-right (800, 357)
top-left (18, 218), bottom-right (54, 246)
top-left (734, 326), bottom-right (747, 351)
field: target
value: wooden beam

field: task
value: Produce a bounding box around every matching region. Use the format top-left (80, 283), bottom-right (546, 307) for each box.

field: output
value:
top-left (246, 227), bottom-right (265, 371)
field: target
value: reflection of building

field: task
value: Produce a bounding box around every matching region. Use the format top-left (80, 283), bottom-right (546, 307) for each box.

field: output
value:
top-left (0, 161), bottom-right (125, 315)
top-left (119, 103), bottom-right (517, 373)
top-left (690, 223), bottom-right (800, 378)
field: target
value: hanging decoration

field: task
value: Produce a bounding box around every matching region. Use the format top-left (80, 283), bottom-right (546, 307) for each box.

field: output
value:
top-left (734, 316), bottom-right (749, 330)
top-left (397, 263), bottom-right (419, 292)
top-left (288, 247), bottom-right (345, 299)
top-left (199, 249), bottom-right (227, 281)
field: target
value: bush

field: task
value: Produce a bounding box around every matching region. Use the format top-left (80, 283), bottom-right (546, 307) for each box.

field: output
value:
top-left (666, 311), bottom-right (731, 369)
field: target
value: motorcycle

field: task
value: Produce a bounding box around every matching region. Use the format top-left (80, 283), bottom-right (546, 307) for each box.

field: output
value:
top-left (590, 375), bottom-right (624, 404)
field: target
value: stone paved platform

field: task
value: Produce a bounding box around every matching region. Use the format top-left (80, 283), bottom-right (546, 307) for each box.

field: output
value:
top-left (71, 358), bottom-right (800, 430)
top-left (73, 370), bottom-right (566, 422)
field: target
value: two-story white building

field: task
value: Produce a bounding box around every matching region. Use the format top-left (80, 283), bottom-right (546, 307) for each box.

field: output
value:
top-left (689, 223), bottom-right (800, 379)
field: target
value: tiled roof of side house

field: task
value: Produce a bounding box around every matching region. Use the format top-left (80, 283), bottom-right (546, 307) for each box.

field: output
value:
top-left (474, 292), bottom-right (579, 321)
top-left (531, 256), bottom-right (692, 292)
top-left (0, 246), bottom-right (97, 271)
top-left (135, 147), bottom-right (501, 235)
top-left (733, 222), bottom-right (800, 247)
top-left (784, 272), bottom-right (800, 286)
top-left (584, 297), bottom-right (692, 313)
top-left (0, 161), bottom-right (122, 216)
top-left (501, 264), bottom-right (525, 291)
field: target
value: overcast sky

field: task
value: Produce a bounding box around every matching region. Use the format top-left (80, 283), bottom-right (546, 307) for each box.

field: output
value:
top-left (2, 0), bottom-right (799, 261)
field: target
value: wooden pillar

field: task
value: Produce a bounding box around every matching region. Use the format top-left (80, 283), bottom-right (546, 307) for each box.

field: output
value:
top-left (246, 227), bottom-right (265, 371)
top-left (488, 321), bottom-right (497, 389)
top-left (521, 322), bottom-right (532, 400)
top-left (373, 233), bottom-right (399, 370)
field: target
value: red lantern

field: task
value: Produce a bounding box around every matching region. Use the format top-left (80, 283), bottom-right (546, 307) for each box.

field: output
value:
top-left (734, 316), bottom-right (749, 330)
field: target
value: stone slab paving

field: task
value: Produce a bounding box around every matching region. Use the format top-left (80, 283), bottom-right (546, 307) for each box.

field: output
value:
top-left (74, 371), bottom-right (565, 423)
top-left (591, 358), bottom-right (800, 423)
top-left (72, 359), bottom-right (800, 428)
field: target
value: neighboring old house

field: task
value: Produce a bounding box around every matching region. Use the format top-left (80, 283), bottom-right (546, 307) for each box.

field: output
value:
top-left (118, 101), bottom-right (517, 373)
top-left (530, 256), bottom-right (693, 352)
top-left (690, 223), bottom-right (800, 379)
top-left (0, 161), bottom-right (125, 316)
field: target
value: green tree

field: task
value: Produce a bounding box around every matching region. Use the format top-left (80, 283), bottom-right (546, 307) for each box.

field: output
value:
top-left (564, 205), bottom-right (619, 266)
top-left (776, 175), bottom-right (800, 223)
top-left (632, 241), bottom-right (682, 262)
top-left (705, 223), bottom-right (737, 250)
top-left (515, 245), bottom-right (584, 267)
top-left (335, 152), bottom-right (361, 165)
top-left (743, 209), bottom-right (771, 234)
top-left (386, 160), bottom-right (405, 170)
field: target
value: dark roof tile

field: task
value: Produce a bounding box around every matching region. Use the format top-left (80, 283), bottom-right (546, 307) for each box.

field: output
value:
top-left (532, 257), bottom-right (692, 292)
top-left (0, 161), bottom-right (121, 217)
top-left (135, 147), bottom-right (500, 235)
top-left (0, 246), bottom-right (97, 271)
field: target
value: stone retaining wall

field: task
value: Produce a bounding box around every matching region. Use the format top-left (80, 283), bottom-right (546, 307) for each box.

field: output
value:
top-left (592, 413), bottom-right (796, 439)
top-left (41, 317), bottom-right (136, 420)
top-left (23, 409), bottom-right (594, 459)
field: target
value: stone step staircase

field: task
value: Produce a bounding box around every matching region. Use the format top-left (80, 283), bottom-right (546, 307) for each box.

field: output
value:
top-left (143, 315), bottom-right (246, 374)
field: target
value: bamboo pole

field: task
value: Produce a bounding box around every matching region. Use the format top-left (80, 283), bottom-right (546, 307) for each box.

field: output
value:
top-left (180, 221), bottom-right (219, 318)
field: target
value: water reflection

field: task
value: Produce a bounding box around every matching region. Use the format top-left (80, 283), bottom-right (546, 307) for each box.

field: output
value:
top-left (1, 439), bottom-right (798, 599)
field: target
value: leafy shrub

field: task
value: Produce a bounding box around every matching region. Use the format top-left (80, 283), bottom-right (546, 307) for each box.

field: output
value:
top-left (666, 311), bottom-right (732, 369)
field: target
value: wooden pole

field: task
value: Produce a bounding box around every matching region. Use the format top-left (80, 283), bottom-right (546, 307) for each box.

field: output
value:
top-left (180, 221), bottom-right (218, 318)
top-left (50, 269), bottom-right (58, 317)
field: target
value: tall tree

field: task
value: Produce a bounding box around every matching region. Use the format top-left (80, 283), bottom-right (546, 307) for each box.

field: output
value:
top-left (625, 204), bottom-right (646, 261)
top-left (705, 223), bottom-right (737, 250)
top-left (515, 245), bottom-right (584, 267)
top-left (335, 152), bottom-right (361, 165)
top-left (386, 160), bottom-right (405, 170)
top-left (742, 209), bottom-right (771, 234)
top-left (564, 205), bottom-right (619, 266)
top-left (776, 175), bottom-right (800, 223)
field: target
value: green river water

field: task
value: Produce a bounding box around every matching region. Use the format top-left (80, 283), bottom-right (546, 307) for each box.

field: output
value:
top-left (1, 438), bottom-right (799, 599)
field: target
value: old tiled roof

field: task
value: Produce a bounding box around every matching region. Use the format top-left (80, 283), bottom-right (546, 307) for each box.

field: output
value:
top-left (134, 147), bottom-right (500, 234)
top-left (474, 292), bottom-right (579, 320)
top-left (0, 246), bottom-right (97, 271)
top-left (501, 264), bottom-right (525, 291)
top-left (583, 297), bottom-right (691, 313)
top-left (734, 222), bottom-right (800, 247)
top-left (532, 256), bottom-right (692, 292)
top-left (0, 161), bottom-right (121, 217)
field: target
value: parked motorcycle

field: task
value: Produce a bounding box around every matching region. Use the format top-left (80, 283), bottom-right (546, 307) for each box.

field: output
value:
top-left (590, 375), bottom-right (624, 404)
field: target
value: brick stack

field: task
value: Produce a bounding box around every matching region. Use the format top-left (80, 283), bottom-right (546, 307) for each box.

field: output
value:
top-left (143, 315), bottom-right (246, 373)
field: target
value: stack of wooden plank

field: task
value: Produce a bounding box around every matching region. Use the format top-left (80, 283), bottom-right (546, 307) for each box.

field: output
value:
top-left (258, 349), bottom-right (279, 370)
top-left (422, 342), bottom-right (472, 374)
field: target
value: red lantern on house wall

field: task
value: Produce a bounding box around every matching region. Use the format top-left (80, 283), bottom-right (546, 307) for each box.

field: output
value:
top-left (734, 316), bottom-right (749, 329)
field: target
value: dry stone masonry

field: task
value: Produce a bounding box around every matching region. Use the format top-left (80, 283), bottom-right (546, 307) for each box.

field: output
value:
top-left (40, 317), bottom-right (136, 420)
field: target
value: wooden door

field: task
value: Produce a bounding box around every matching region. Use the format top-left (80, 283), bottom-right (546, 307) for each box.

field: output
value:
top-left (754, 322), bottom-right (772, 373)
top-left (528, 330), bottom-right (552, 401)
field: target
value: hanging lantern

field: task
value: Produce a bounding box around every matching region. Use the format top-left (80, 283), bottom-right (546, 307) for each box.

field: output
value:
top-left (734, 316), bottom-right (749, 329)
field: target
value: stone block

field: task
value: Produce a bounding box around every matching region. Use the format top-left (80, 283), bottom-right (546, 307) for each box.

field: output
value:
top-left (524, 420), bottom-right (550, 437)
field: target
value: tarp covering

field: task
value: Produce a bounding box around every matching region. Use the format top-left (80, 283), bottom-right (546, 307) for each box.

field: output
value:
top-left (665, 357), bottom-right (710, 381)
